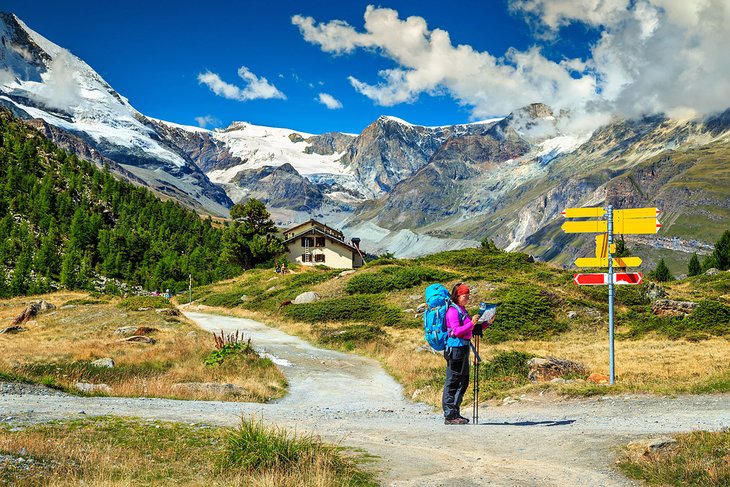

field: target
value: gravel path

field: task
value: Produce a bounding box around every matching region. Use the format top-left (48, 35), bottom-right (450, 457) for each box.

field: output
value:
top-left (1, 311), bottom-right (728, 486)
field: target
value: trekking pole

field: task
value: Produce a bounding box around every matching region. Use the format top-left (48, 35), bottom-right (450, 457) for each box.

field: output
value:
top-left (475, 335), bottom-right (480, 425)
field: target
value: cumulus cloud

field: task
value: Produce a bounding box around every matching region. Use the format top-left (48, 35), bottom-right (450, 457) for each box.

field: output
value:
top-left (198, 66), bottom-right (286, 101)
top-left (194, 115), bottom-right (221, 128)
top-left (317, 92), bottom-right (343, 109)
top-left (293, 2), bottom-right (730, 125)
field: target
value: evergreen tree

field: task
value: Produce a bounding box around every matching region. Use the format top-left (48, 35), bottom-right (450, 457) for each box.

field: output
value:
top-left (688, 253), bottom-right (701, 277)
top-left (650, 259), bottom-right (673, 282)
top-left (708, 230), bottom-right (730, 271)
top-left (223, 200), bottom-right (283, 269)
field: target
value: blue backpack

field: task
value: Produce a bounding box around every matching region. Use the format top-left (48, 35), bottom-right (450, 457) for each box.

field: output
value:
top-left (423, 283), bottom-right (454, 351)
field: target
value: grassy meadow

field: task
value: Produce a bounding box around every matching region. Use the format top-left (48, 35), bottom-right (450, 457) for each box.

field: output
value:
top-left (190, 246), bottom-right (730, 407)
top-left (0, 292), bottom-right (286, 402)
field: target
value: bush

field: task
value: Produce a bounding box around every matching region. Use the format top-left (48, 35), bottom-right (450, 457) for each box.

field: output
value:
top-left (315, 324), bottom-right (383, 350)
top-left (117, 296), bottom-right (172, 310)
top-left (345, 266), bottom-right (456, 294)
top-left (282, 294), bottom-right (404, 326)
top-left (484, 286), bottom-right (567, 343)
top-left (200, 291), bottom-right (247, 308)
top-left (618, 301), bottom-right (730, 340)
top-left (685, 300), bottom-right (730, 335)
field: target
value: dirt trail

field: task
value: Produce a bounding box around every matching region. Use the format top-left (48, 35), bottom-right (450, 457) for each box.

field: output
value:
top-left (1, 311), bottom-right (728, 486)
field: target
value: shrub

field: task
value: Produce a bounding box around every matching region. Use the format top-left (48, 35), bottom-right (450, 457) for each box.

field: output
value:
top-left (615, 284), bottom-right (650, 306)
top-left (117, 296), bottom-right (172, 310)
top-left (484, 286), bottom-right (567, 343)
top-left (685, 300), bottom-right (730, 335)
top-left (282, 294), bottom-right (404, 326)
top-left (345, 266), bottom-right (457, 294)
top-left (649, 259), bottom-right (673, 282)
top-left (200, 291), bottom-right (247, 308)
top-left (315, 324), bottom-right (383, 350)
top-left (618, 301), bottom-right (730, 340)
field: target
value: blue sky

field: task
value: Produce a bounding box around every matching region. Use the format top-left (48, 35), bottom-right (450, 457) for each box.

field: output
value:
top-left (4, 1), bottom-right (728, 134)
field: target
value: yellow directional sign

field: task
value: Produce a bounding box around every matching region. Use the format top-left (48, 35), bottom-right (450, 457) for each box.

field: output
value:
top-left (595, 234), bottom-right (616, 259)
top-left (614, 208), bottom-right (661, 219)
top-left (613, 218), bottom-right (661, 234)
top-left (574, 256), bottom-right (643, 268)
top-left (562, 221), bottom-right (607, 233)
top-left (562, 207), bottom-right (605, 218)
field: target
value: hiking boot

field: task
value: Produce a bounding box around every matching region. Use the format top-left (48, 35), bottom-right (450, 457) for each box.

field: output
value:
top-left (457, 415), bottom-right (470, 423)
top-left (444, 416), bottom-right (469, 425)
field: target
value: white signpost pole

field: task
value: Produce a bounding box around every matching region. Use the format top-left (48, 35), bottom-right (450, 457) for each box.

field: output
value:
top-left (607, 205), bottom-right (615, 385)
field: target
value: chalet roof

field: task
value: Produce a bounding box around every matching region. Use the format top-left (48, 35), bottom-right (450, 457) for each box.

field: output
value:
top-left (282, 226), bottom-right (359, 252)
top-left (284, 219), bottom-right (343, 239)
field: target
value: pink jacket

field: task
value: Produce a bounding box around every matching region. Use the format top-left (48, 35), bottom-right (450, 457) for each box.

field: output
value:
top-left (445, 304), bottom-right (476, 341)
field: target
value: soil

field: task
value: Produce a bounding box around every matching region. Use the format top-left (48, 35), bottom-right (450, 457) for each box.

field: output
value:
top-left (1, 310), bottom-right (727, 486)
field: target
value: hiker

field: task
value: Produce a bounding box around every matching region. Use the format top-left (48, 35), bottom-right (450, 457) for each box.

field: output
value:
top-left (275, 263), bottom-right (281, 273)
top-left (281, 262), bottom-right (288, 274)
top-left (442, 283), bottom-right (482, 425)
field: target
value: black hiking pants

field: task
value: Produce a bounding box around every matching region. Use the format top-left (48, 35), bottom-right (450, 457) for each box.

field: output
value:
top-left (442, 345), bottom-right (470, 418)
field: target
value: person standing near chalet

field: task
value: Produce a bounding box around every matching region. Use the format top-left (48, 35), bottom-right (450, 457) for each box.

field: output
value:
top-left (442, 283), bottom-right (481, 424)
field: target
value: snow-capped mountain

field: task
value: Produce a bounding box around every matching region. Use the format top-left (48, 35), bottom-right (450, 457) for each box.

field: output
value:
top-left (0, 13), bottom-right (232, 216)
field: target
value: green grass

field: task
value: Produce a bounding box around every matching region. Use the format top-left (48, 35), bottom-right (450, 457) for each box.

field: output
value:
top-left (485, 286), bottom-right (568, 343)
top-left (315, 324), bottom-right (384, 351)
top-left (618, 300), bottom-right (730, 340)
top-left (617, 429), bottom-right (729, 486)
top-left (282, 294), bottom-right (409, 327)
top-left (117, 295), bottom-right (172, 310)
top-left (345, 265), bottom-right (457, 294)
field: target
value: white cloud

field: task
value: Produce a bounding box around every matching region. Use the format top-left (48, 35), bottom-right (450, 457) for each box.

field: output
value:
top-left (194, 115), bottom-right (221, 128)
top-left (293, 2), bottom-right (730, 125)
top-left (317, 92), bottom-right (343, 109)
top-left (198, 66), bottom-right (286, 101)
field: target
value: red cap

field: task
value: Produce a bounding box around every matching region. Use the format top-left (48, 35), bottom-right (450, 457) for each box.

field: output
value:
top-left (456, 284), bottom-right (470, 296)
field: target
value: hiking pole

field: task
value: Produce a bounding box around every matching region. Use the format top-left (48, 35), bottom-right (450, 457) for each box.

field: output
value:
top-left (474, 335), bottom-right (480, 425)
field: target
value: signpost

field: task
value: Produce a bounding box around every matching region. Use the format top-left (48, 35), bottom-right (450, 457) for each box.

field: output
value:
top-left (562, 206), bottom-right (660, 384)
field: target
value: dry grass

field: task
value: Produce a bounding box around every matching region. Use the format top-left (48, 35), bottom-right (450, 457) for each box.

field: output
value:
top-left (0, 292), bottom-right (286, 402)
top-left (0, 416), bottom-right (376, 486)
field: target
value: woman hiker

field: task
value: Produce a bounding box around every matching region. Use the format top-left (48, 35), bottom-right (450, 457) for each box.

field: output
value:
top-left (443, 283), bottom-right (483, 425)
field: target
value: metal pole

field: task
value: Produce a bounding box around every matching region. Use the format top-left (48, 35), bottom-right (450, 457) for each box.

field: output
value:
top-left (189, 274), bottom-right (192, 304)
top-left (607, 205), bottom-right (615, 385)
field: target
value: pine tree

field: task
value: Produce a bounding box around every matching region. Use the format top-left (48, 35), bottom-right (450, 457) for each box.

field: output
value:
top-left (709, 230), bottom-right (730, 271)
top-left (650, 259), bottom-right (673, 282)
top-left (688, 253), bottom-right (701, 277)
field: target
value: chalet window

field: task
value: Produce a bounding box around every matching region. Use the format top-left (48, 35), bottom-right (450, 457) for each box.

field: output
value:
top-left (315, 237), bottom-right (326, 247)
top-left (302, 253), bottom-right (313, 262)
top-left (301, 237), bottom-right (314, 247)
top-left (314, 254), bottom-right (325, 262)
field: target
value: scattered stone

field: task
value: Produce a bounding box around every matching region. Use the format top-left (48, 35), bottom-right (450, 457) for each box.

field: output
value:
top-left (586, 373), bottom-right (610, 384)
top-left (0, 325), bottom-right (25, 334)
top-left (186, 331), bottom-right (197, 338)
top-left (119, 336), bottom-right (156, 344)
top-left (114, 326), bottom-right (138, 336)
top-left (416, 303), bottom-right (428, 313)
top-left (240, 295), bottom-right (249, 302)
top-left (550, 378), bottom-right (568, 384)
top-left (293, 291), bottom-right (320, 304)
top-left (60, 304), bottom-right (77, 309)
top-left (627, 437), bottom-right (678, 459)
top-left (74, 382), bottom-right (112, 394)
top-left (413, 345), bottom-right (436, 353)
top-left (11, 300), bottom-right (56, 325)
top-left (527, 357), bottom-right (589, 383)
top-left (171, 382), bottom-right (248, 397)
top-left (503, 396), bottom-right (519, 405)
top-left (651, 299), bottom-right (698, 317)
top-left (567, 311), bottom-right (578, 319)
top-left (155, 308), bottom-right (180, 316)
top-left (403, 308), bottom-right (415, 313)
top-left (644, 282), bottom-right (668, 301)
top-left (90, 358), bottom-right (115, 368)
top-left (338, 270), bottom-right (356, 278)
top-left (705, 268), bottom-right (719, 276)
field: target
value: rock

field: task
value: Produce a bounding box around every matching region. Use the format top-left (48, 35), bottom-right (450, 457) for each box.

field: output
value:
top-left (240, 295), bottom-right (249, 302)
top-left (186, 331), bottom-right (197, 338)
top-left (503, 396), bottom-right (519, 405)
top-left (627, 437), bottom-right (678, 459)
top-left (119, 336), bottom-right (156, 344)
top-left (75, 382), bottom-right (112, 394)
top-left (134, 326), bottom-right (158, 336)
top-left (402, 308), bottom-right (415, 313)
top-left (527, 357), bottom-right (589, 383)
top-left (171, 382), bottom-right (248, 397)
top-left (550, 377), bottom-right (568, 384)
top-left (339, 270), bottom-right (357, 278)
top-left (293, 291), bottom-right (321, 304)
top-left (11, 300), bottom-right (56, 325)
top-left (91, 358), bottom-right (115, 368)
top-left (644, 282), bottom-right (668, 301)
top-left (586, 373), bottom-right (610, 384)
top-left (651, 299), bottom-right (698, 317)
top-left (0, 325), bottom-right (25, 334)
top-left (413, 345), bottom-right (435, 353)
top-left (114, 326), bottom-right (139, 336)
top-left (416, 303), bottom-right (428, 313)
top-left (155, 308), bottom-right (180, 316)
top-left (60, 304), bottom-right (76, 309)
top-left (705, 268), bottom-right (719, 276)
top-left (567, 311), bottom-right (578, 319)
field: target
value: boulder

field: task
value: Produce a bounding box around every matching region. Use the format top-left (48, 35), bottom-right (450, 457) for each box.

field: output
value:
top-left (705, 268), bottom-right (719, 276)
top-left (644, 282), bottom-right (668, 301)
top-left (155, 308), bottom-right (180, 316)
top-left (91, 358), bottom-right (115, 368)
top-left (627, 437), bottom-right (678, 460)
top-left (527, 357), bottom-right (589, 383)
top-left (293, 291), bottom-right (321, 304)
top-left (133, 327), bottom-right (158, 336)
top-left (567, 311), bottom-right (578, 319)
top-left (11, 300), bottom-right (56, 325)
top-left (75, 382), bottom-right (112, 394)
top-left (586, 373), bottom-right (610, 384)
top-left (114, 326), bottom-right (138, 336)
top-left (119, 336), bottom-right (156, 344)
top-left (0, 325), bottom-right (25, 334)
top-left (651, 299), bottom-right (698, 317)
top-left (338, 270), bottom-right (357, 278)
top-left (171, 382), bottom-right (248, 397)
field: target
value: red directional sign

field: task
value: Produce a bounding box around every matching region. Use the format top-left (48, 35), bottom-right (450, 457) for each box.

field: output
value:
top-left (574, 272), bottom-right (643, 286)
